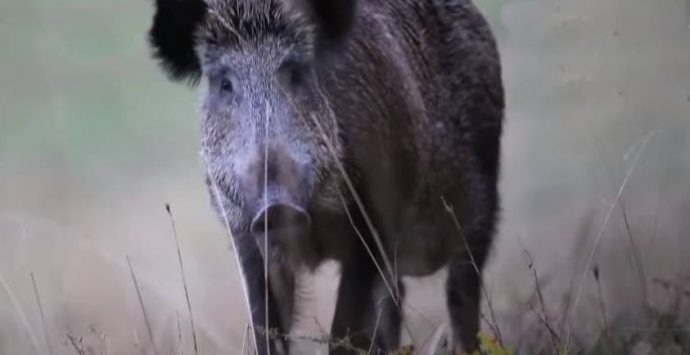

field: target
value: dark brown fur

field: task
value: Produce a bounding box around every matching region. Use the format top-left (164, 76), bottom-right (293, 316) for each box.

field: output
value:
top-left (149, 0), bottom-right (503, 353)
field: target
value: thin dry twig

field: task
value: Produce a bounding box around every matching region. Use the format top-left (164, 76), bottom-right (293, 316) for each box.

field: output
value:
top-left (619, 200), bottom-right (650, 312)
top-left (368, 306), bottom-right (384, 355)
top-left (176, 311), bottom-right (184, 355)
top-left (263, 102), bottom-right (272, 355)
top-left (592, 266), bottom-right (609, 335)
top-left (66, 332), bottom-right (86, 355)
top-left (522, 248), bottom-right (561, 352)
top-left (126, 255), bottom-right (160, 355)
top-left (165, 204), bottom-right (199, 355)
top-left (30, 272), bottom-right (54, 355)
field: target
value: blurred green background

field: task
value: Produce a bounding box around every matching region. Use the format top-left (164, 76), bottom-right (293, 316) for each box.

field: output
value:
top-left (0, 0), bottom-right (197, 183)
top-left (0, 1), bottom-right (689, 354)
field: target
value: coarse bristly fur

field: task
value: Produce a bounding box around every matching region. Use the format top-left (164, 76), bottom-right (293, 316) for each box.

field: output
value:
top-left (148, 0), bottom-right (504, 354)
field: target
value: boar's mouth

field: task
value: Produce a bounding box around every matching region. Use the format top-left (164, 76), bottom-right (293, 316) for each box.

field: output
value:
top-left (248, 182), bottom-right (313, 260)
top-left (250, 198), bottom-right (311, 237)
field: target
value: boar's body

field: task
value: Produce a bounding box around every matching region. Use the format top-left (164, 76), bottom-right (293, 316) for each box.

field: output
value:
top-left (317, 0), bottom-right (502, 277)
top-left (148, 0), bottom-right (503, 354)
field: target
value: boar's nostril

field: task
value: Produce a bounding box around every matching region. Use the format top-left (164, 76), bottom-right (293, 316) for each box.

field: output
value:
top-left (250, 203), bottom-right (310, 236)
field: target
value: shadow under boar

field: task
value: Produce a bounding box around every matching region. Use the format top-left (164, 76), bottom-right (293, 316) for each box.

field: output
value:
top-left (148, 0), bottom-right (504, 354)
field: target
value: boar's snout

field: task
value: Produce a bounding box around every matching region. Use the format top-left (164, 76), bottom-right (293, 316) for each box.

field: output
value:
top-left (242, 145), bottom-right (312, 240)
top-left (251, 200), bottom-right (310, 237)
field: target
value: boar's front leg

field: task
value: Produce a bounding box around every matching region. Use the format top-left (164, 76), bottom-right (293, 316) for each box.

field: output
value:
top-left (234, 233), bottom-right (293, 355)
top-left (330, 239), bottom-right (404, 355)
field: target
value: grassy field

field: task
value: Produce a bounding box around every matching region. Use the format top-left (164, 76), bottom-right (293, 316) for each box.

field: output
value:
top-left (1, 0), bottom-right (689, 354)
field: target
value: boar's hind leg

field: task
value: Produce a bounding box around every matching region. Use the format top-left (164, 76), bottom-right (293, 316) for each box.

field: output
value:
top-left (237, 236), bottom-right (292, 355)
top-left (445, 235), bottom-right (491, 353)
top-left (330, 245), bottom-right (404, 355)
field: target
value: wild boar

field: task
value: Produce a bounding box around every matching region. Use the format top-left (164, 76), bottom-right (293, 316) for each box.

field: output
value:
top-left (148, 0), bottom-right (503, 354)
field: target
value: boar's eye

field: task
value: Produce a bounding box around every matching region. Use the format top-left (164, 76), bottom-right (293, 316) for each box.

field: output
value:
top-left (279, 61), bottom-right (309, 91)
top-left (288, 65), bottom-right (305, 87)
top-left (219, 77), bottom-right (233, 94)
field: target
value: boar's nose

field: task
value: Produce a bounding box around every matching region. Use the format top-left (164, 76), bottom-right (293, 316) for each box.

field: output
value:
top-left (250, 201), bottom-right (311, 237)
top-left (243, 145), bottom-right (312, 237)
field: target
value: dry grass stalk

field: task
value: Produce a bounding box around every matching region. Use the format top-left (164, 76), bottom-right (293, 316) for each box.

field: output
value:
top-left (592, 266), bottom-right (609, 336)
top-left (165, 204), bottom-right (199, 355)
top-left (262, 105), bottom-right (272, 355)
top-left (368, 304), bottom-right (384, 354)
top-left (126, 255), bottom-right (160, 355)
top-left (30, 272), bottom-right (54, 355)
top-left (66, 332), bottom-right (86, 355)
top-left (619, 200), bottom-right (650, 313)
top-left (176, 311), bottom-right (184, 355)
top-left (523, 248), bottom-right (561, 353)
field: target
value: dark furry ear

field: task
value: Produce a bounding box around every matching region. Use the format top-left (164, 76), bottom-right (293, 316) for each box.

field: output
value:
top-left (300, 0), bottom-right (358, 55)
top-left (148, 0), bottom-right (208, 83)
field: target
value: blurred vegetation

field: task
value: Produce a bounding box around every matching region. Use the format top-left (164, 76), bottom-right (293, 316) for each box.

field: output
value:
top-left (0, 0), bottom-right (198, 182)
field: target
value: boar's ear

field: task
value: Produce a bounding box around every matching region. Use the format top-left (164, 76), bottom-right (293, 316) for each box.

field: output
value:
top-left (148, 0), bottom-right (208, 83)
top-left (301, 0), bottom-right (358, 56)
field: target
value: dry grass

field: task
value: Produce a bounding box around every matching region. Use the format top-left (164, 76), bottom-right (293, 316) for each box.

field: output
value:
top-left (166, 204), bottom-right (199, 355)
top-left (31, 271), bottom-right (55, 355)
top-left (127, 255), bottom-right (160, 355)
top-left (3, 190), bottom-right (684, 355)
